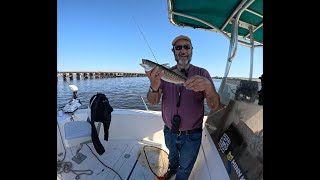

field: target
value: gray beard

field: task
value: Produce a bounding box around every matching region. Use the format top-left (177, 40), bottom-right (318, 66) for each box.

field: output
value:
top-left (176, 56), bottom-right (192, 65)
top-left (175, 52), bottom-right (192, 65)
top-left (177, 59), bottom-right (190, 65)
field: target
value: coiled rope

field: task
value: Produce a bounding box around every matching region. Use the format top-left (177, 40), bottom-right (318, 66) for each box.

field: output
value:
top-left (57, 122), bottom-right (93, 179)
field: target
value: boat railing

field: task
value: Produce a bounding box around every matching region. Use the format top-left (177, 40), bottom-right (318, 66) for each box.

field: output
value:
top-left (140, 96), bottom-right (149, 111)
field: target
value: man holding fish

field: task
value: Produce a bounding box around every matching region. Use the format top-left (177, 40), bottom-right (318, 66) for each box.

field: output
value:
top-left (141, 35), bottom-right (220, 180)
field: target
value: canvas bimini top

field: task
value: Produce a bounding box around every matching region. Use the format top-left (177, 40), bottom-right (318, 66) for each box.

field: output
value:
top-left (167, 0), bottom-right (263, 47)
top-left (167, 0), bottom-right (263, 93)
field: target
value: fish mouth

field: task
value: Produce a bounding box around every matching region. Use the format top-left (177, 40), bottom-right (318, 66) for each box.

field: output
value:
top-left (141, 59), bottom-right (150, 63)
top-left (140, 61), bottom-right (154, 72)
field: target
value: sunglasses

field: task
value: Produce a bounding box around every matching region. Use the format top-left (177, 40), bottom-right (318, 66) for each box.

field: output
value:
top-left (173, 44), bottom-right (192, 50)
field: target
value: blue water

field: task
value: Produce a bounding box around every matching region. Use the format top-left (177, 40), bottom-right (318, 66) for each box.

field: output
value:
top-left (57, 77), bottom-right (221, 115)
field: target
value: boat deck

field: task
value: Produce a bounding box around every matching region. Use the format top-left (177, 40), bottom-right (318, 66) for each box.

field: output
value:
top-left (57, 108), bottom-right (230, 180)
top-left (57, 139), bottom-right (169, 180)
top-left (57, 108), bottom-right (169, 180)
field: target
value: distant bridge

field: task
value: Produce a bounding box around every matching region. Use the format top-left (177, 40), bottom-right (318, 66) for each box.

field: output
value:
top-left (57, 71), bottom-right (146, 79)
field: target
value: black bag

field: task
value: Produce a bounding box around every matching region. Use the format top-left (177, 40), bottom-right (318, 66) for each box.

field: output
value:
top-left (88, 93), bottom-right (113, 155)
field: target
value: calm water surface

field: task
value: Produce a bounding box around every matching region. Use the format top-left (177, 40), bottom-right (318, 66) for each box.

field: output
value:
top-left (57, 77), bottom-right (221, 115)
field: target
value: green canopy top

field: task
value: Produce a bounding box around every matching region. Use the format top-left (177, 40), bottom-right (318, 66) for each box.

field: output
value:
top-left (167, 0), bottom-right (263, 47)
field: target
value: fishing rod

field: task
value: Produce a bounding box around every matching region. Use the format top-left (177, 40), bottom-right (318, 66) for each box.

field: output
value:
top-left (132, 17), bottom-right (158, 63)
top-left (132, 17), bottom-right (160, 110)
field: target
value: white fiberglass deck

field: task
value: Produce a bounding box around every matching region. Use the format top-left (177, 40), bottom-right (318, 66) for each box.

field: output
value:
top-left (57, 108), bottom-right (229, 180)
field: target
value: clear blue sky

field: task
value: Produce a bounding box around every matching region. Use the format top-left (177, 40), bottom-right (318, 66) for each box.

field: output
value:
top-left (57, 0), bottom-right (263, 78)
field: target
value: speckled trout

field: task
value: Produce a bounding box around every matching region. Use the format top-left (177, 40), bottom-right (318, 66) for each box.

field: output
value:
top-left (140, 59), bottom-right (187, 84)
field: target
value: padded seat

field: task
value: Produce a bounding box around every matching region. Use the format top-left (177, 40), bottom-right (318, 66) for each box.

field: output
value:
top-left (61, 110), bottom-right (102, 164)
top-left (64, 121), bottom-right (92, 147)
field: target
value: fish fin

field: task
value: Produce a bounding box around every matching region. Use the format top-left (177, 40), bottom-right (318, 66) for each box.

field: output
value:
top-left (172, 69), bottom-right (187, 79)
top-left (161, 63), bottom-right (170, 68)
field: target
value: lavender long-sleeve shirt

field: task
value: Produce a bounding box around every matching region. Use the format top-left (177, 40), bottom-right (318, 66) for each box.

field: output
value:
top-left (159, 64), bottom-right (215, 131)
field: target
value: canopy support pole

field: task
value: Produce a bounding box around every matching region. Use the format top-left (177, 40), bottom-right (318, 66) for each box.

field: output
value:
top-left (218, 0), bottom-right (256, 95)
top-left (249, 25), bottom-right (254, 80)
top-left (218, 19), bottom-right (238, 95)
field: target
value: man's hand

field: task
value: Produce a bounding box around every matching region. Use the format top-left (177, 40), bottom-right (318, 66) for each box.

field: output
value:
top-left (145, 66), bottom-right (164, 91)
top-left (184, 75), bottom-right (220, 110)
top-left (183, 75), bottom-right (213, 92)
